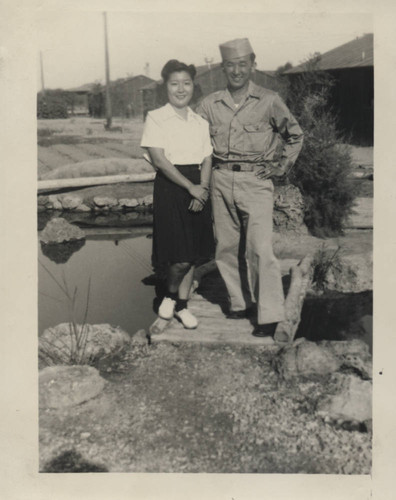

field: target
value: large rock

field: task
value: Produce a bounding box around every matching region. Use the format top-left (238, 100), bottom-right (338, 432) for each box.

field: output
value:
top-left (273, 338), bottom-right (341, 379)
top-left (273, 184), bottom-right (307, 233)
top-left (39, 323), bottom-right (131, 366)
top-left (47, 194), bottom-right (63, 210)
top-left (93, 196), bottom-right (118, 208)
top-left (61, 194), bottom-right (83, 210)
top-left (39, 217), bottom-right (86, 244)
top-left (317, 373), bottom-right (372, 427)
top-left (38, 195), bottom-right (49, 206)
top-left (319, 339), bottom-right (372, 380)
top-left (323, 252), bottom-right (372, 293)
top-left (142, 194), bottom-right (153, 206)
top-left (39, 365), bottom-right (105, 408)
top-left (319, 338), bottom-right (370, 358)
top-left (118, 198), bottom-right (139, 208)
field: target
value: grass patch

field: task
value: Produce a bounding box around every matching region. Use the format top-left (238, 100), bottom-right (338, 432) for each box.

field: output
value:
top-left (37, 128), bottom-right (56, 138)
top-left (39, 261), bottom-right (93, 366)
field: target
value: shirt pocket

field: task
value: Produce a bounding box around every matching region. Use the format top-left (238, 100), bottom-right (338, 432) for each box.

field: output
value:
top-left (209, 125), bottom-right (227, 154)
top-left (243, 123), bottom-right (267, 153)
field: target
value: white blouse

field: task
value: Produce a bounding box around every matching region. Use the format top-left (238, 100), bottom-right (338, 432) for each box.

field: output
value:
top-left (140, 103), bottom-right (213, 165)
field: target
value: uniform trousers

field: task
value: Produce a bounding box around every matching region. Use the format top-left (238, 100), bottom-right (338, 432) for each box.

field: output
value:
top-left (211, 168), bottom-right (285, 324)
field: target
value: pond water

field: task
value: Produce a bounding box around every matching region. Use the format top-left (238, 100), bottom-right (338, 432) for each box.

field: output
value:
top-left (38, 231), bottom-right (157, 336)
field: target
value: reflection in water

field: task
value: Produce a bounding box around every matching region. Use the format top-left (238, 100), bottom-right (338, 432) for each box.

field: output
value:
top-left (40, 239), bottom-right (86, 264)
top-left (38, 235), bottom-right (157, 336)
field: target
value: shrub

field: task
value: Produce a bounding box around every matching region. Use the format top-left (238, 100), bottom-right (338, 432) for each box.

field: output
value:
top-left (37, 127), bottom-right (55, 137)
top-left (37, 90), bottom-right (69, 119)
top-left (282, 56), bottom-right (359, 236)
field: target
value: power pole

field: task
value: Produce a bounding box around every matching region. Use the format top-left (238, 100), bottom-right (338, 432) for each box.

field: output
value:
top-left (103, 12), bottom-right (112, 129)
top-left (204, 57), bottom-right (214, 93)
top-left (40, 51), bottom-right (45, 93)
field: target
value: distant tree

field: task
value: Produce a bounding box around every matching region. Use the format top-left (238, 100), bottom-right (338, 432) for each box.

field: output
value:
top-left (88, 83), bottom-right (105, 118)
top-left (37, 89), bottom-right (68, 119)
top-left (276, 61), bottom-right (293, 75)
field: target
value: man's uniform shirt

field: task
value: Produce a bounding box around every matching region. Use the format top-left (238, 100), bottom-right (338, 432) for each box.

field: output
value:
top-left (197, 81), bottom-right (303, 171)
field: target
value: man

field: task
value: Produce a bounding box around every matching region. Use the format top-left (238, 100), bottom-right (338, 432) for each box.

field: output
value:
top-left (197, 38), bottom-right (303, 338)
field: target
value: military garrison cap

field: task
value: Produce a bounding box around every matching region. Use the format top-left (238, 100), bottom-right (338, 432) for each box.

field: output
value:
top-left (219, 38), bottom-right (254, 60)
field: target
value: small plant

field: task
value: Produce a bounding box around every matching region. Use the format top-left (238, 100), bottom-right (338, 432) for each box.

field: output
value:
top-left (39, 261), bottom-right (92, 366)
top-left (312, 245), bottom-right (341, 292)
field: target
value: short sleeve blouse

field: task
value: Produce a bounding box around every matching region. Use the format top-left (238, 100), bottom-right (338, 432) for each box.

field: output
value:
top-left (140, 103), bottom-right (213, 165)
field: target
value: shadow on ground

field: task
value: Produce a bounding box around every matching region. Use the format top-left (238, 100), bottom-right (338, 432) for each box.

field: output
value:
top-left (42, 450), bottom-right (108, 473)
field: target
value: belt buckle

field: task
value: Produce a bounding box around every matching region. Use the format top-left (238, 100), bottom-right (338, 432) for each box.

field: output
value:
top-left (232, 164), bottom-right (241, 172)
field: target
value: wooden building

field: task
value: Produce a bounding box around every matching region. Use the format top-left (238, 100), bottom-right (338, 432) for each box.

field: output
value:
top-left (109, 74), bottom-right (155, 117)
top-left (285, 34), bottom-right (374, 145)
top-left (67, 75), bottom-right (155, 118)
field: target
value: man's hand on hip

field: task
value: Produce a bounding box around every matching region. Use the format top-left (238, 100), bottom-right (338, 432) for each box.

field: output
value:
top-left (255, 160), bottom-right (287, 180)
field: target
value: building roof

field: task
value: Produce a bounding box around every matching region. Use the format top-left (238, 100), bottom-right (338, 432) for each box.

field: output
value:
top-left (110, 74), bottom-right (155, 88)
top-left (286, 33), bottom-right (373, 74)
top-left (67, 75), bottom-right (155, 93)
top-left (67, 82), bottom-right (100, 94)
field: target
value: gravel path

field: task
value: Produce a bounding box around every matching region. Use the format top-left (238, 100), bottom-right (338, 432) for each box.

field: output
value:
top-left (39, 341), bottom-right (371, 474)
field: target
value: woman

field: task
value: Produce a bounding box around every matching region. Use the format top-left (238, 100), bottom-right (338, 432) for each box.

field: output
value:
top-left (141, 59), bottom-right (214, 329)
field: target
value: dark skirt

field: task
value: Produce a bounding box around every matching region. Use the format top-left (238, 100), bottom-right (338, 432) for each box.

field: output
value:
top-left (152, 164), bottom-right (215, 266)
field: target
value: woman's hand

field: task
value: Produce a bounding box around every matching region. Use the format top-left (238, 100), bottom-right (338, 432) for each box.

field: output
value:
top-left (188, 199), bottom-right (204, 212)
top-left (188, 184), bottom-right (208, 203)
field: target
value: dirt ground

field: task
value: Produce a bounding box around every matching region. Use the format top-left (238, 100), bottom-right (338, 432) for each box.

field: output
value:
top-left (39, 340), bottom-right (371, 474)
top-left (37, 118), bottom-right (374, 199)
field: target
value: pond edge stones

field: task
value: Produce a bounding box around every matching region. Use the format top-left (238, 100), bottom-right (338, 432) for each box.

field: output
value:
top-left (39, 365), bottom-right (105, 408)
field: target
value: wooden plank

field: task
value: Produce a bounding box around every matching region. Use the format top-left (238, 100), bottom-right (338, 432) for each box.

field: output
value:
top-left (38, 172), bottom-right (156, 192)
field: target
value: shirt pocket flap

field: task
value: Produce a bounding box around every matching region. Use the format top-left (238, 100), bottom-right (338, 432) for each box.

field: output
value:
top-left (243, 123), bottom-right (262, 133)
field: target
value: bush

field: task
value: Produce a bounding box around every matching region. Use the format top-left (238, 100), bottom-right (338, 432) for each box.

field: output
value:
top-left (282, 56), bottom-right (358, 236)
top-left (37, 90), bottom-right (69, 119)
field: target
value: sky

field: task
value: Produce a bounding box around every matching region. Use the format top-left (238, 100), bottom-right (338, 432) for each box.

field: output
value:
top-left (36, 10), bottom-right (373, 90)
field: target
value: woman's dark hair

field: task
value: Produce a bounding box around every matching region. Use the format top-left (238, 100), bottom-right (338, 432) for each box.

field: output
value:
top-left (161, 59), bottom-right (197, 83)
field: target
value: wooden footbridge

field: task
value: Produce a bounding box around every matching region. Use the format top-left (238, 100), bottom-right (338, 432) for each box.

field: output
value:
top-left (148, 256), bottom-right (313, 346)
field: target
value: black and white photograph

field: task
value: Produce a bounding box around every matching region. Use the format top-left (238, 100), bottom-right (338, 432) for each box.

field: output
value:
top-left (2, 0), bottom-right (395, 498)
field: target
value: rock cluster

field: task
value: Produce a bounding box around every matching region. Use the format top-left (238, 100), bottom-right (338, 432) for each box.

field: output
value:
top-left (37, 193), bottom-right (154, 213)
top-left (38, 184), bottom-right (307, 233)
top-left (273, 338), bottom-right (372, 431)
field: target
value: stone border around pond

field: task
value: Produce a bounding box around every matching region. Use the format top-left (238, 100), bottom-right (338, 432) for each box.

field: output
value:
top-left (37, 193), bottom-right (154, 213)
top-left (37, 185), bottom-right (308, 234)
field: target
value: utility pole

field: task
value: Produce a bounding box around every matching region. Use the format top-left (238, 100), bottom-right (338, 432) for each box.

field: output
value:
top-left (103, 12), bottom-right (112, 129)
top-left (40, 51), bottom-right (45, 93)
top-left (204, 57), bottom-right (214, 93)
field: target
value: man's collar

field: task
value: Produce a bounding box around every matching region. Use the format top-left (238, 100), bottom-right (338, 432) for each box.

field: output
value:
top-left (214, 81), bottom-right (261, 103)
